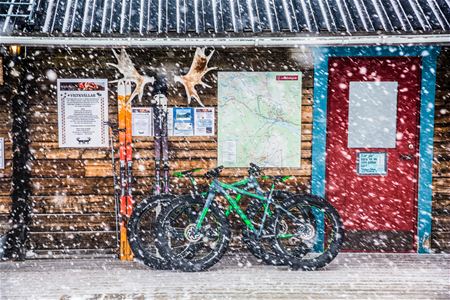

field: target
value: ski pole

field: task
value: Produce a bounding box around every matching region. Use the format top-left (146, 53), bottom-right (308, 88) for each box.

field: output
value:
top-left (160, 95), bottom-right (170, 194)
top-left (104, 121), bottom-right (120, 252)
top-left (152, 98), bottom-right (162, 195)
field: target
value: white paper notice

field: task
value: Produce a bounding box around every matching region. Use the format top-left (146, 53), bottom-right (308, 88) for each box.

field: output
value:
top-left (167, 108), bottom-right (174, 136)
top-left (0, 138), bottom-right (4, 169)
top-left (58, 79), bottom-right (109, 148)
top-left (222, 141), bottom-right (237, 163)
top-left (132, 107), bottom-right (153, 136)
top-left (194, 107), bottom-right (215, 136)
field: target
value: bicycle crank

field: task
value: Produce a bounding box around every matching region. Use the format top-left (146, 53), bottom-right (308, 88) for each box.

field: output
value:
top-left (184, 224), bottom-right (202, 242)
top-left (297, 223), bottom-right (316, 241)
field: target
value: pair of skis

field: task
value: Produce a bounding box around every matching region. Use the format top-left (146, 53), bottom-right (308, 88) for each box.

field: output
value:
top-left (152, 93), bottom-right (170, 195)
top-left (114, 78), bottom-right (169, 259)
top-left (117, 80), bottom-right (134, 261)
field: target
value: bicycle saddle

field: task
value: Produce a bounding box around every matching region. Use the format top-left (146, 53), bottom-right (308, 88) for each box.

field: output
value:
top-left (205, 166), bottom-right (224, 179)
top-left (248, 163), bottom-right (262, 176)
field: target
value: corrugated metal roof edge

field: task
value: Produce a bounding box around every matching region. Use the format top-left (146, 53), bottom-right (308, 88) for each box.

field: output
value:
top-left (1, 33), bottom-right (449, 47)
top-left (2, 28), bottom-right (450, 38)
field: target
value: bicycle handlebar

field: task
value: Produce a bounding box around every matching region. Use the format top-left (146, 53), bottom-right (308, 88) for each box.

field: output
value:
top-left (173, 168), bottom-right (202, 178)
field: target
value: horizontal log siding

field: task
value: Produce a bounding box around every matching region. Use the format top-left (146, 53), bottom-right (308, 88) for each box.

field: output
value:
top-left (0, 72), bottom-right (12, 235)
top-left (432, 47), bottom-right (450, 252)
top-left (26, 48), bottom-right (313, 256)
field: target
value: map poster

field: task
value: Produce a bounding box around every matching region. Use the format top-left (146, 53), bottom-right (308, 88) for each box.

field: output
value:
top-left (218, 72), bottom-right (302, 168)
top-left (173, 107), bottom-right (194, 136)
top-left (132, 107), bottom-right (153, 137)
top-left (194, 107), bottom-right (215, 136)
top-left (358, 152), bottom-right (387, 175)
top-left (0, 137), bottom-right (4, 169)
top-left (58, 79), bottom-right (109, 148)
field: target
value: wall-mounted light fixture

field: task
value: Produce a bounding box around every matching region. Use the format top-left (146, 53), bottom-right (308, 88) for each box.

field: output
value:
top-left (9, 45), bottom-right (21, 56)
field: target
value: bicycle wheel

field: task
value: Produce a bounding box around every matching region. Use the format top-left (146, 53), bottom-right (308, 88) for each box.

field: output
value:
top-left (127, 194), bottom-right (173, 269)
top-left (155, 195), bottom-right (231, 272)
top-left (242, 191), bottom-right (315, 265)
top-left (270, 194), bottom-right (344, 270)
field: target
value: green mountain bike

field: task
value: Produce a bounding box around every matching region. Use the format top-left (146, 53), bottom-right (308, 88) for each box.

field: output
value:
top-left (127, 164), bottom-right (300, 269)
top-left (154, 165), bottom-right (344, 272)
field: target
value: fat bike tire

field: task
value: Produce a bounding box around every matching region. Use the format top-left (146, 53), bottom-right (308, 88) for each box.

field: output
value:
top-left (155, 195), bottom-right (231, 272)
top-left (242, 191), bottom-right (316, 266)
top-left (127, 195), bottom-right (173, 270)
top-left (270, 194), bottom-right (344, 271)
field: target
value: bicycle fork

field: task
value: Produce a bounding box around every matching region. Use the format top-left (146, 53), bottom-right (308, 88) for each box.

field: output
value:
top-left (194, 183), bottom-right (218, 233)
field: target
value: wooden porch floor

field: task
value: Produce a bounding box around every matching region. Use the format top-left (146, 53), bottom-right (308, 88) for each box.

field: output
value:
top-left (1, 253), bottom-right (449, 299)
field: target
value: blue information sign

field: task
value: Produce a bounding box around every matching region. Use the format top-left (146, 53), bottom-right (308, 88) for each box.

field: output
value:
top-left (173, 107), bottom-right (194, 136)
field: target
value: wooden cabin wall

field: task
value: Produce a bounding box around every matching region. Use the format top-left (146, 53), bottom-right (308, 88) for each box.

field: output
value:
top-left (1, 46), bottom-right (447, 256)
top-left (432, 47), bottom-right (450, 252)
top-left (0, 61), bottom-right (12, 236)
top-left (26, 48), bottom-right (313, 257)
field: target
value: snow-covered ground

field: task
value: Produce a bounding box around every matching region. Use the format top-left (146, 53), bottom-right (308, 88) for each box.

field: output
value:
top-left (1, 253), bottom-right (449, 299)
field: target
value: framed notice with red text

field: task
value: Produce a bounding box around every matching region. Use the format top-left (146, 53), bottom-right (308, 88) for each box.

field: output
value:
top-left (57, 79), bottom-right (109, 148)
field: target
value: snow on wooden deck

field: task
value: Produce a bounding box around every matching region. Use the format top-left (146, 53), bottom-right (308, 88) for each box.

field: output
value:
top-left (1, 253), bottom-right (449, 299)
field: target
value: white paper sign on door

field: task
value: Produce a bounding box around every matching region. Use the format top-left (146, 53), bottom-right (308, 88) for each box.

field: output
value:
top-left (57, 79), bottom-right (109, 148)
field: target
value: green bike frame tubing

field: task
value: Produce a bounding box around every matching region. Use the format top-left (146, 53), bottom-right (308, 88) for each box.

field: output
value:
top-left (225, 194), bottom-right (242, 217)
top-left (195, 178), bottom-right (262, 233)
top-left (194, 175), bottom-right (305, 240)
top-left (218, 182), bottom-right (268, 202)
top-left (220, 189), bottom-right (256, 231)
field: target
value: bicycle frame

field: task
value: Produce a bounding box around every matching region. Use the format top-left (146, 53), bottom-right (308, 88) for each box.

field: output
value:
top-left (195, 175), bottom-right (288, 239)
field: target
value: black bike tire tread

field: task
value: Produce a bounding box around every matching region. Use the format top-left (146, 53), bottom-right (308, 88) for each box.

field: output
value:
top-left (155, 196), bottom-right (231, 272)
top-left (271, 194), bottom-right (345, 271)
top-left (127, 195), bottom-right (173, 270)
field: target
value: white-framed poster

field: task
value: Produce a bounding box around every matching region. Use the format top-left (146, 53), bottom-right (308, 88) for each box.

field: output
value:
top-left (194, 107), bottom-right (215, 136)
top-left (57, 79), bottom-right (109, 148)
top-left (0, 137), bottom-right (4, 169)
top-left (218, 72), bottom-right (302, 167)
top-left (132, 107), bottom-right (153, 137)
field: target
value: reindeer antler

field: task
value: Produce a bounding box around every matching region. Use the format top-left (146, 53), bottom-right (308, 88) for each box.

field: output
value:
top-left (175, 47), bottom-right (217, 107)
top-left (107, 49), bottom-right (155, 102)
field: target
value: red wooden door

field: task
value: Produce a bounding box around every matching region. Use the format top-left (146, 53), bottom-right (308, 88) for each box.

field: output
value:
top-left (326, 57), bottom-right (421, 252)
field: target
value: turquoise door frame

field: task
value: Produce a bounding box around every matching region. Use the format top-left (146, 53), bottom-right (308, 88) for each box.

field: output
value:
top-left (311, 46), bottom-right (440, 253)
